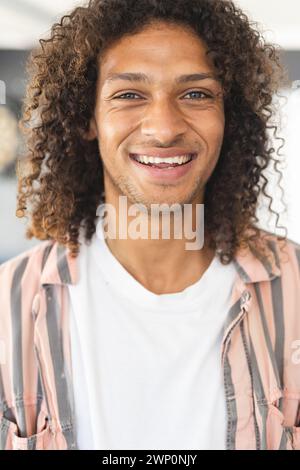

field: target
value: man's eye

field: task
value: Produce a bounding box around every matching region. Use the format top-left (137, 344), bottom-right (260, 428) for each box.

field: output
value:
top-left (113, 92), bottom-right (142, 100)
top-left (183, 91), bottom-right (213, 100)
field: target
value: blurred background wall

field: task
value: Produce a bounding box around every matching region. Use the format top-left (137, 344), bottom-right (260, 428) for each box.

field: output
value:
top-left (0, 0), bottom-right (299, 263)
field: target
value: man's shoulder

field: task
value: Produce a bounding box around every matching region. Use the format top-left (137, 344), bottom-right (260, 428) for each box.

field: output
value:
top-left (260, 227), bottom-right (300, 249)
top-left (259, 228), bottom-right (299, 259)
top-left (0, 239), bottom-right (55, 287)
top-left (257, 227), bottom-right (300, 283)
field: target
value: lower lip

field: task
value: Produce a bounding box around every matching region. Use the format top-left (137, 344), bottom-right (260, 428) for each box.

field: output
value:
top-left (129, 154), bottom-right (197, 181)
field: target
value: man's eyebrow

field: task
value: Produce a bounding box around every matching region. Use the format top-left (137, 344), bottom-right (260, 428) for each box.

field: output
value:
top-left (103, 72), bottom-right (221, 85)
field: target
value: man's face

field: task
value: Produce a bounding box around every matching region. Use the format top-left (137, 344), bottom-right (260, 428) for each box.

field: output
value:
top-left (87, 21), bottom-right (225, 208)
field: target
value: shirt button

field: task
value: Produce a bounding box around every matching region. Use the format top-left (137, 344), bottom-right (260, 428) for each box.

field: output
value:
top-left (241, 290), bottom-right (251, 303)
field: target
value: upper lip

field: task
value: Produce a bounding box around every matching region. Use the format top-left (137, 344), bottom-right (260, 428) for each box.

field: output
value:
top-left (129, 148), bottom-right (197, 158)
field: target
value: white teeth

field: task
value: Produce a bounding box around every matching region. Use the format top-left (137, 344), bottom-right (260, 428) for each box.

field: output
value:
top-left (133, 154), bottom-right (193, 165)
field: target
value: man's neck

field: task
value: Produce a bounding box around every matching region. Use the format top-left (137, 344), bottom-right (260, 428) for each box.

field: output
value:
top-left (104, 235), bottom-right (215, 295)
top-left (99, 193), bottom-right (215, 295)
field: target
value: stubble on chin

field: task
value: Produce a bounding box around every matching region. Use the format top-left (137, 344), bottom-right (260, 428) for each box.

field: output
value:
top-left (110, 173), bottom-right (204, 210)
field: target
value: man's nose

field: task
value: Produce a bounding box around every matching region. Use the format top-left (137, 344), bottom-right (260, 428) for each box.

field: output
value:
top-left (140, 99), bottom-right (188, 141)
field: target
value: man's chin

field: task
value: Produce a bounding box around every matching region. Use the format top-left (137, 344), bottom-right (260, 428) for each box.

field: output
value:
top-left (127, 196), bottom-right (194, 212)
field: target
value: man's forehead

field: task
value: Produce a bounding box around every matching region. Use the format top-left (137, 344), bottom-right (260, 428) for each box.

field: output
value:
top-left (97, 25), bottom-right (222, 90)
top-left (98, 23), bottom-right (214, 77)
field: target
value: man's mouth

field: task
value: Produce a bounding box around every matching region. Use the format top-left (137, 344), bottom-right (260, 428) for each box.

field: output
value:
top-left (129, 153), bottom-right (197, 169)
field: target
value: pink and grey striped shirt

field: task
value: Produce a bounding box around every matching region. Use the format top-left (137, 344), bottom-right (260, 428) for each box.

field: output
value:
top-left (0, 228), bottom-right (300, 450)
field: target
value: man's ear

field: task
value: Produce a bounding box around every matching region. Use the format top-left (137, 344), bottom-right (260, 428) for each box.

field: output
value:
top-left (82, 116), bottom-right (98, 141)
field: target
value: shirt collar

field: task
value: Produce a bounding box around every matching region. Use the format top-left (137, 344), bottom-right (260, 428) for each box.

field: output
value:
top-left (40, 230), bottom-right (281, 287)
top-left (40, 242), bottom-right (79, 286)
top-left (233, 237), bottom-right (281, 283)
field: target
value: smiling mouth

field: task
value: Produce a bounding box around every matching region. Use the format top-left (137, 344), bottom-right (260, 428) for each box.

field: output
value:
top-left (129, 153), bottom-right (197, 169)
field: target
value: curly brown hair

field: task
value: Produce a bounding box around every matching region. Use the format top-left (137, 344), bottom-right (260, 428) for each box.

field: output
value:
top-left (16, 0), bottom-right (290, 263)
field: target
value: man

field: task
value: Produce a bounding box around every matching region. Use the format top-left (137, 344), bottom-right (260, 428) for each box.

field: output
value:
top-left (0, 0), bottom-right (299, 450)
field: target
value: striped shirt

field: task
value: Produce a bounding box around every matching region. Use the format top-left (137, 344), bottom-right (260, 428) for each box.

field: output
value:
top-left (0, 228), bottom-right (300, 450)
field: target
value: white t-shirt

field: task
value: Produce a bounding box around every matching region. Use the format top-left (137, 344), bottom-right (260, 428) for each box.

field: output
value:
top-left (68, 219), bottom-right (238, 450)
